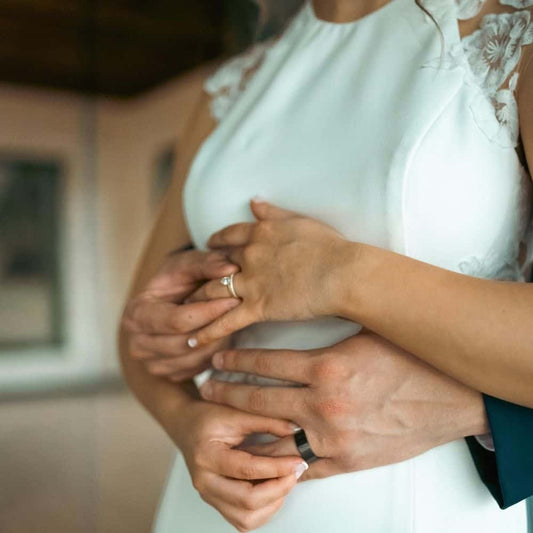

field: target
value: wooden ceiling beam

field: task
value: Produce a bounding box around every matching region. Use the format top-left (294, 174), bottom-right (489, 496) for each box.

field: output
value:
top-left (0, 0), bottom-right (221, 41)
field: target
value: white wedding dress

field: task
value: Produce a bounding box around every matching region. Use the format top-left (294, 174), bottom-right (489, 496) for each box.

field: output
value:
top-left (154, 0), bottom-right (533, 531)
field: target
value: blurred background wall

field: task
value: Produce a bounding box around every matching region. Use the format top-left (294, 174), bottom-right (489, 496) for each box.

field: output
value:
top-left (0, 2), bottom-right (262, 532)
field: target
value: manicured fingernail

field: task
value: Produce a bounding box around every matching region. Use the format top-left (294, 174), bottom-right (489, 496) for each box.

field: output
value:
top-left (251, 195), bottom-right (266, 203)
top-left (294, 462), bottom-right (308, 480)
top-left (290, 424), bottom-right (302, 433)
top-left (212, 352), bottom-right (224, 369)
top-left (187, 337), bottom-right (198, 348)
top-left (200, 381), bottom-right (213, 399)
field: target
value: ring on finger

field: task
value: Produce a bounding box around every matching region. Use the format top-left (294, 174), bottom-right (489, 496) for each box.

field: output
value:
top-left (220, 273), bottom-right (239, 299)
top-left (294, 429), bottom-right (319, 464)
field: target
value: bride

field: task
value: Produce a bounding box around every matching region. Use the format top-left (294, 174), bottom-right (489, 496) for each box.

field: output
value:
top-left (119, 0), bottom-right (533, 531)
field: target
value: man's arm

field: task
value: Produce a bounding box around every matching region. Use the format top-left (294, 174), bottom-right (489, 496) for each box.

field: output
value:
top-left (466, 396), bottom-right (533, 509)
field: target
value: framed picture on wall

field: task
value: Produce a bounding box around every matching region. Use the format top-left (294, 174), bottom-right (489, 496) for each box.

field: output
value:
top-left (0, 157), bottom-right (64, 351)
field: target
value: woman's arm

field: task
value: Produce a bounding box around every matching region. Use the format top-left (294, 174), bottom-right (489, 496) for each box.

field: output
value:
top-left (188, 191), bottom-right (533, 408)
top-left (187, 52), bottom-right (533, 406)
top-left (118, 88), bottom-right (215, 425)
top-left (339, 51), bottom-right (533, 406)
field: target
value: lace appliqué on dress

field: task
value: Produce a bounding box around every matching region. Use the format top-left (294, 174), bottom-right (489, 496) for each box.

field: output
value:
top-left (423, 4), bottom-right (533, 148)
top-left (204, 39), bottom-right (275, 122)
top-left (462, 10), bottom-right (532, 146)
top-left (458, 162), bottom-right (533, 282)
top-left (456, 0), bottom-right (486, 19)
top-left (500, 0), bottom-right (533, 8)
top-left (458, 252), bottom-right (524, 280)
top-left (454, 0), bottom-right (533, 19)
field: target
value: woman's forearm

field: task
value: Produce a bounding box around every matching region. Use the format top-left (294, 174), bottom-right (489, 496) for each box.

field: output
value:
top-left (118, 326), bottom-right (199, 434)
top-left (336, 242), bottom-right (533, 407)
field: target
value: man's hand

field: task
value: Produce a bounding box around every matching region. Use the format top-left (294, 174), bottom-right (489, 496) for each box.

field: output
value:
top-left (121, 250), bottom-right (240, 381)
top-left (199, 332), bottom-right (489, 481)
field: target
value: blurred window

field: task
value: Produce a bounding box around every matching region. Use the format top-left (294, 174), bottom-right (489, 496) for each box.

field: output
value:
top-left (0, 157), bottom-right (63, 351)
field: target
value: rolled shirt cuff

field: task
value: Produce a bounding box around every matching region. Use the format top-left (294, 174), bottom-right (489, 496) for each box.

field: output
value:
top-left (475, 433), bottom-right (495, 452)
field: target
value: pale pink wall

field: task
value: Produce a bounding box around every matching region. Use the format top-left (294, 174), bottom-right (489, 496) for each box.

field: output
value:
top-left (96, 66), bottom-right (212, 372)
top-left (0, 66), bottom-right (212, 380)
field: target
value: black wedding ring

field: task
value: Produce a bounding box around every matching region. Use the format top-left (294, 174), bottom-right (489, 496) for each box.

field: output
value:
top-left (294, 429), bottom-right (319, 464)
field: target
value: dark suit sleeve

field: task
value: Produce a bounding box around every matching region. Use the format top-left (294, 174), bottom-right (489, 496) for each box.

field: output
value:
top-left (465, 394), bottom-right (533, 509)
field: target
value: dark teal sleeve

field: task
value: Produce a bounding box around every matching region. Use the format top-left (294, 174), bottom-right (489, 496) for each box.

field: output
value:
top-left (465, 394), bottom-right (533, 509)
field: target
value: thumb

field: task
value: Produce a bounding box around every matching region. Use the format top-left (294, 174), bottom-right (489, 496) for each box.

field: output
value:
top-left (239, 435), bottom-right (299, 457)
top-left (250, 198), bottom-right (300, 221)
top-left (236, 412), bottom-right (298, 439)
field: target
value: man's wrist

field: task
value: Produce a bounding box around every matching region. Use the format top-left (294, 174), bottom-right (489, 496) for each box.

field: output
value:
top-left (460, 390), bottom-right (490, 439)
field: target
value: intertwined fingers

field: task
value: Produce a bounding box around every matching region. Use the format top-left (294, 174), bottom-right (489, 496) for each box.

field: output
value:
top-left (200, 380), bottom-right (308, 421)
top-left (212, 348), bottom-right (314, 384)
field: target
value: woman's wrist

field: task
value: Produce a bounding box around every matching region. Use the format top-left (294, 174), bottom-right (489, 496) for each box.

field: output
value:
top-left (329, 240), bottom-right (381, 321)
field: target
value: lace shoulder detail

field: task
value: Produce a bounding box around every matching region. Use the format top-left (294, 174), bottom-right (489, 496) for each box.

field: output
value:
top-left (462, 9), bottom-right (532, 146)
top-left (499, 0), bottom-right (533, 8)
top-left (204, 39), bottom-right (275, 122)
top-left (424, 1), bottom-right (533, 148)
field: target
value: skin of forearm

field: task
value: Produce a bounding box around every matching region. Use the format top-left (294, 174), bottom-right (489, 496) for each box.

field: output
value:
top-left (117, 176), bottom-right (201, 436)
top-left (118, 326), bottom-right (199, 435)
top-left (335, 242), bottom-right (533, 408)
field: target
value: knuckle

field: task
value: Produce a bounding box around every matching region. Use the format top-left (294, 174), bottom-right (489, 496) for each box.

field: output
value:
top-left (191, 475), bottom-right (204, 494)
top-left (219, 227), bottom-right (232, 244)
top-left (132, 334), bottom-right (151, 353)
top-left (314, 397), bottom-right (346, 418)
top-left (242, 494), bottom-right (258, 511)
top-left (129, 300), bottom-right (145, 326)
top-left (247, 388), bottom-right (266, 413)
top-left (236, 514), bottom-right (257, 532)
top-left (192, 449), bottom-right (208, 471)
top-left (206, 250), bottom-right (224, 263)
top-left (235, 521), bottom-right (250, 532)
top-left (254, 220), bottom-right (273, 238)
top-left (241, 462), bottom-right (258, 480)
top-left (128, 337), bottom-right (144, 359)
top-left (171, 315), bottom-right (186, 334)
top-left (122, 301), bottom-right (141, 332)
top-left (253, 354), bottom-right (272, 375)
top-left (120, 312), bottom-right (133, 333)
top-left (242, 244), bottom-right (259, 263)
top-left (311, 356), bottom-right (344, 382)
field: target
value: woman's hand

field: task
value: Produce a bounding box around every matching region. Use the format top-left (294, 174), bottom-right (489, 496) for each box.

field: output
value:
top-left (198, 332), bottom-right (489, 482)
top-left (172, 401), bottom-right (308, 532)
top-left (121, 249), bottom-right (240, 381)
top-left (186, 199), bottom-right (357, 347)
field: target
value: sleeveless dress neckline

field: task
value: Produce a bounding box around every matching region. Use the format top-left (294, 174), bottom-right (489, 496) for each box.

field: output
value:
top-left (305, 0), bottom-right (404, 28)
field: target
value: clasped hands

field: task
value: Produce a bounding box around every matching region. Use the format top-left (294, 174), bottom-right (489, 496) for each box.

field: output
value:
top-left (122, 199), bottom-right (486, 531)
